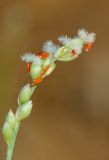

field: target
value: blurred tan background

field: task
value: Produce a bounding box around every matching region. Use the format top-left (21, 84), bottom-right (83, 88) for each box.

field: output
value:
top-left (0, 0), bottom-right (109, 159)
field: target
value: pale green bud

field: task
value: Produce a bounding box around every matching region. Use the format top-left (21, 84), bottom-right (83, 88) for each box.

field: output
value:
top-left (16, 101), bottom-right (32, 121)
top-left (2, 122), bottom-right (13, 145)
top-left (30, 62), bottom-right (42, 80)
top-left (18, 83), bottom-right (36, 104)
top-left (6, 110), bottom-right (15, 129)
top-left (54, 46), bottom-right (69, 59)
top-left (57, 53), bottom-right (78, 62)
top-left (44, 63), bottom-right (56, 77)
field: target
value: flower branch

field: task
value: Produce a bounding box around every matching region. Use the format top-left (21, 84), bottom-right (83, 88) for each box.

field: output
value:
top-left (2, 28), bottom-right (96, 160)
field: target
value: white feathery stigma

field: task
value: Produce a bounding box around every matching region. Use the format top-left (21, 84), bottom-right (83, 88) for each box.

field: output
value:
top-left (42, 40), bottom-right (60, 54)
top-left (87, 32), bottom-right (96, 43)
top-left (78, 28), bottom-right (96, 44)
top-left (21, 53), bottom-right (36, 62)
top-left (21, 53), bottom-right (42, 65)
top-left (33, 56), bottom-right (42, 65)
top-left (58, 35), bottom-right (72, 45)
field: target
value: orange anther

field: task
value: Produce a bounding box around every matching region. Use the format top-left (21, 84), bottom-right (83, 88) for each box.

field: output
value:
top-left (32, 65), bottom-right (50, 86)
top-left (32, 74), bottom-right (43, 86)
top-left (27, 63), bottom-right (30, 74)
top-left (70, 50), bottom-right (77, 56)
top-left (84, 42), bottom-right (93, 52)
top-left (38, 51), bottom-right (49, 59)
top-left (42, 65), bottom-right (50, 75)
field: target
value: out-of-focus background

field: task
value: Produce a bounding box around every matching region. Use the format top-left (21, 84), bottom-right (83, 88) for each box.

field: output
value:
top-left (0, 0), bottom-right (109, 159)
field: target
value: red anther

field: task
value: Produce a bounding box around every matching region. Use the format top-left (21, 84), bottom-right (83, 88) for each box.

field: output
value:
top-left (42, 65), bottom-right (50, 75)
top-left (32, 74), bottom-right (43, 86)
top-left (70, 50), bottom-right (77, 56)
top-left (27, 63), bottom-right (30, 74)
top-left (32, 65), bottom-right (50, 86)
top-left (84, 42), bottom-right (93, 52)
top-left (38, 51), bottom-right (49, 59)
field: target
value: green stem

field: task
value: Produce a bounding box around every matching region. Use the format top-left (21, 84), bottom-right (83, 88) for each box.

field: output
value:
top-left (6, 122), bottom-right (20, 160)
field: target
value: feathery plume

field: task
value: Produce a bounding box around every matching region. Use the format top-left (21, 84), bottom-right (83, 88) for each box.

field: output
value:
top-left (42, 40), bottom-right (60, 54)
top-left (78, 28), bottom-right (96, 43)
top-left (58, 35), bottom-right (72, 45)
top-left (21, 53), bottom-right (42, 65)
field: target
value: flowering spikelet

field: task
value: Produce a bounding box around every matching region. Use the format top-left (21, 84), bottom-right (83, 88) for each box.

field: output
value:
top-left (78, 28), bottom-right (96, 44)
top-left (21, 53), bottom-right (42, 65)
top-left (58, 35), bottom-right (72, 45)
top-left (42, 40), bottom-right (60, 54)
